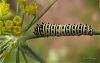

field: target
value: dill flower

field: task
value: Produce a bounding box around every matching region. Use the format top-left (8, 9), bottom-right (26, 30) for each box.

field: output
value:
top-left (0, 3), bottom-right (10, 19)
top-left (2, 12), bottom-right (14, 20)
top-left (0, 21), bottom-right (3, 27)
top-left (3, 3), bottom-right (10, 12)
top-left (5, 20), bottom-right (14, 29)
top-left (13, 26), bottom-right (22, 35)
top-left (13, 16), bottom-right (23, 26)
top-left (24, 2), bottom-right (38, 15)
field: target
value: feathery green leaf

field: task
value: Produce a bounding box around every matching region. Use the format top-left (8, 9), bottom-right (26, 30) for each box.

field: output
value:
top-left (21, 45), bottom-right (45, 63)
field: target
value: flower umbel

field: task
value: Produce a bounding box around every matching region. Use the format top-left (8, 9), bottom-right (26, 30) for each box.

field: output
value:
top-left (13, 16), bottom-right (23, 26)
top-left (0, 2), bottom-right (10, 19)
top-left (24, 2), bottom-right (38, 15)
top-left (13, 26), bottom-right (22, 35)
top-left (5, 20), bottom-right (13, 29)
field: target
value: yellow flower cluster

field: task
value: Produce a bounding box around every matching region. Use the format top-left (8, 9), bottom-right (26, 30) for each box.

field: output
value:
top-left (0, 16), bottom-right (23, 36)
top-left (24, 2), bottom-right (38, 15)
top-left (13, 26), bottom-right (22, 35)
top-left (0, 2), bottom-right (10, 19)
top-left (13, 16), bottom-right (23, 26)
top-left (5, 20), bottom-right (13, 29)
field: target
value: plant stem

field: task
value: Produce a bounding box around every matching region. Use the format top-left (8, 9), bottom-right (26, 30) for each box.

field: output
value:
top-left (22, 4), bottom-right (26, 27)
top-left (16, 0), bottom-right (19, 14)
top-left (21, 49), bottom-right (28, 63)
top-left (21, 45), bottom-right (46, 63)
top-left (93, 31), bottom-right (100, 35)
top-left (16, 47), bottom-right (20, 63)
top-left (23, 16), bottom-right (36, 32)
top-left (22, 34), bottom-right (43, 40)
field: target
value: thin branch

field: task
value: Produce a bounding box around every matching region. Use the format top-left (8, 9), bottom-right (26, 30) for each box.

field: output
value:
top-left (22, 4), bottom-right (26, 27)
top-left (21, 49), bottom-right (28, 63)
top-left (16, 47), bottom-right (20, 63)
top-left (23, 16), bottom-right (36, 32)
top-left (21, 45), bottom-right (46, 63)
top-left (20, 34), bottom-right (44, 40)
top-left (16, 0), bottom-right (19, 14)
top-left (93, 31), bottom-right (100, 35)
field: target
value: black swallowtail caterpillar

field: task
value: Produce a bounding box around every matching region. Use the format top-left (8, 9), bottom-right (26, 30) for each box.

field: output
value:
top-left (33, 22), bottom-right (93, 36)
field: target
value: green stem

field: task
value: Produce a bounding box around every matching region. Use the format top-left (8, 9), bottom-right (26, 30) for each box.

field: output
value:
top-left (26, 35), bottom-right (43, 40)
top-left (22, 4), bottom-right (26, 20)
top-left (21, 34), bottom-right (43, 40)
top-left (23, 16), bottom-right (36, 32)
top-left (22, 4), bottom-right (26, 27)
top-left (21, 49), bottom-right (28, 63)
top-left (21, 45), bottom-right (46, 63)
top-left (16, 47), bottom-right (20, 63)
top-left (16, 0), bottom-right (19, 14)
top-left (93, 31), bottom-right (100, 35)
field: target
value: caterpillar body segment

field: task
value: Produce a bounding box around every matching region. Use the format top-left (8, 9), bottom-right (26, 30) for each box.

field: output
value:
top-left (33, 23), bottom-right (93, 36)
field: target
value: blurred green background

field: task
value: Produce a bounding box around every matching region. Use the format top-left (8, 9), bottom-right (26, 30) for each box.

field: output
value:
top-left (6, 0), bottom-right (99, 63)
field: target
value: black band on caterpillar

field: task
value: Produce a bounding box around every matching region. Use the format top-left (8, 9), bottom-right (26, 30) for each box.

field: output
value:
top-left (33, 23), bottom-right (93, 36)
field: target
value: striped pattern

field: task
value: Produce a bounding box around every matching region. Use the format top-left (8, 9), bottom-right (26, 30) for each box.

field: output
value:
top-left (33, 23), bottom-right (93, 36)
